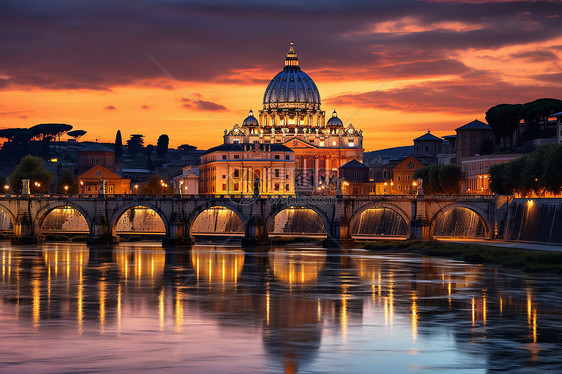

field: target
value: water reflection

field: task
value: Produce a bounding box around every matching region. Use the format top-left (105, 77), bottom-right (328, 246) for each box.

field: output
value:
top-left (0, 243), bottom-right (560, 373)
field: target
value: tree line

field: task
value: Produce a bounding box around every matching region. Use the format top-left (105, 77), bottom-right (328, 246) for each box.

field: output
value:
top-left (489, 143), bottom-right (562, 196)
top-left (485, 98), bottom-right (562, 150)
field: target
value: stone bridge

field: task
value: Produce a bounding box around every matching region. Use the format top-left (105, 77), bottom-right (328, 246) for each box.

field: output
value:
top-left (0, 194), bottom-right (507, 247)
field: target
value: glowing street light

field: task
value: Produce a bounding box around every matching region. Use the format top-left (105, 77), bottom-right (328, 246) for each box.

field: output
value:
top-left (3, 185), bottom-right (9, 192)
top-left (64, 185), bottom-right (69, 194)
top-left (134, 185), bottom-right (139, 194)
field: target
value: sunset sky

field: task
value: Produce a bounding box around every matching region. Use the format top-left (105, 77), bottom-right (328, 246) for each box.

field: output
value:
top-left (1, 0), bottom-right (561, 151)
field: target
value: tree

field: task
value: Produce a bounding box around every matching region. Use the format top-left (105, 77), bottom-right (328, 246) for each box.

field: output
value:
top-left (67, 130), bottom-right (87, 141)
top-left (145, 144), bottom-right (154, 170)
top-left (57, 169), bottom-right (78, 194)
top-left (139, 175), bottom-right (172, 194)
top-left (156, 134), bottom-right (169, 157)
top-left (115, 130), bottom-right (123, 158)
top-left (9, 155), bottom-right (53, 194)
top-left (519, 98), bottom-right (562, 140)
top-left (126, 134), bottom-right (144, 156)
top-left (414, 164), bottom-right (462, 194)
top-left (485, 103), bottom-right (522, 149)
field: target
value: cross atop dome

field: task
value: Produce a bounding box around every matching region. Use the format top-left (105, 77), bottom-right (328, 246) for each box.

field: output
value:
top-left (284, 41), bottom-right (299, 68)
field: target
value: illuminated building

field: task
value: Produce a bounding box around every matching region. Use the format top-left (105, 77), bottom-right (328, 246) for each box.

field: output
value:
top-left (462, 154), bottom-right (521, 194)
top-left (78, 164), bottom-right (131, 194)
top-left (78, 143), bottom-right (115, 174)
top-left (199, 143), bottom-right (295, 195)
top-left (218, 43), bottom-right (364, 194)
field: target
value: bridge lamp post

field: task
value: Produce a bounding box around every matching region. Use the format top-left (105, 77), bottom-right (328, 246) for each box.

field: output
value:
top-left (412, 181), bottom-right (417, 195)
top-left (3, 185), bottom-right (8, 194)
top-left (64, 185), bottom-right (69, 194)
top-left (134, 185), bottom-right (138, 194)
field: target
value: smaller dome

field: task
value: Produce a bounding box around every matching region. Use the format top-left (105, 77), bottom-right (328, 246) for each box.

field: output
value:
top-left (326, 110), bottom-right (343, 127)
top-left (242, 110), bottom-right (259, 127)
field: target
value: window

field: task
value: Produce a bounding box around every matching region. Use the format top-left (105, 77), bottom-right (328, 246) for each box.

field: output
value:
top-left (348, 139), bottom-right (355, 147)
top-left (425, 145), bottom-right (429, 152)
top-left (233, 154), bottom-right (240, 159)
top-left (274, 155), bottom-right (280, 159)
top-left (222, 175), bottom-right (226, 179)
top-left (332, 140), bottom-right (337, 146)
top-left (286, 174), bottom-right (290, 179)
top-left (285, 155), bottom-right (290, 160)
top-left (397, 175), bottom-right (401, 182)
top-left (407, 175), bottom-right (411, 181)
top-left (275, 169), bottom-right (280, 178)
top-left (234, 169), bottom-right (240, 178)
top-left (222, 184), bottom-right (226, 191)
top-left (274, 183), bottom-right (280, 191)
top-left (285, 184), bottom-right (290, 191)
top-left (353, 187), bottom-right (359, 194)
top-left (234, 183), bottom-right (239, 191)
top-left (319, 141), bottom-right (325, 147)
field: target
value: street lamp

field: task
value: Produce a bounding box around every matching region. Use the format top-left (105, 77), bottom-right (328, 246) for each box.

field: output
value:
top-left (64, 185), bottom-right (69, 194)
top-left (134, 185), bottom-right (138, 194)
top-left (3, 185), bottom-right (8, 193)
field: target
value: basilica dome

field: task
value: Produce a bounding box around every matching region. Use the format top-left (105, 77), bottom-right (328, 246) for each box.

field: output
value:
top-left (263, 43), bottom-right (321, 110)
top-left (326, 110), bottom-right (343, 128)
top-left (242, 110), bottom-right (259, 127)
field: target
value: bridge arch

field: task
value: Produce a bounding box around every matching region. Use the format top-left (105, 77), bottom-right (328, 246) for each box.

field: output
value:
top-left (0, 203), bottom-right (16, 234)
top-left (110, 202), bottom-right (169, 237)
top-left (430, 202), bottom-right (491, 239)
top-left (348, 202), bottom-right (410, 237)
top-left (34, 202), bottom-right (92, 236)
top-left (266, 205), bottom-right (330, 237)
top-left (187, 203), bottom-right (246, 238)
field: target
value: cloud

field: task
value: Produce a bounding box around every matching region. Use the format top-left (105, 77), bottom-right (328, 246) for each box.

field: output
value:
top-left (511, 50), bottom-right (559, 62)
top-left (140, 105), bottom-right (150, 110)
top-left (0, 0), bottom-right (559, 90)
top-left (178, 97), bottom-right (227, 112)
top-left (326, 75), bottom-right (562, 114)
top-left (104, 105), bottom-right (116, 110)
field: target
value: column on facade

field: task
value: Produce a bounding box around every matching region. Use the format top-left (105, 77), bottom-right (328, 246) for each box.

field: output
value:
top-left (268, 166), bottom-right (273, 193)
top-left (302, 157), bottom-right (307, 187)
top-left (314, 157), bottom-right (319, 189)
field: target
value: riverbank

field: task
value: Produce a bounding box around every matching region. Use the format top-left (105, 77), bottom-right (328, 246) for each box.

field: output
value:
top-left (360, 240), bottom-right (562, 274)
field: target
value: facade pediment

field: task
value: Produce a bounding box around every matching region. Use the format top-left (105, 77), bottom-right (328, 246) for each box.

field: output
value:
top-left (284, 137), bottom-right (318, 149)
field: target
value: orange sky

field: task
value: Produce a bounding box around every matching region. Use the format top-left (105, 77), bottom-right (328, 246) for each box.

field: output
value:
top-left (1, 1), bottom-right (560, 151)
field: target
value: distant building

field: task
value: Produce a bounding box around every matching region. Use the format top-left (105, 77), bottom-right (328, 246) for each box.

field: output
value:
top-left (77, 165), bottom-right (131, 194)
top-left (413, 131), bottom-right (442, 155)
top-left (455, 120), bottom-right (495, 166)
top-left (78, 143), bottom-right (115, 174)
top-left (172, 166), bottom-right (199, 195)
top-left (198, 143), bottom-right (295, 195)
top-left (437, 135), bottom-right (457, 165)
top-left (461, 154), bottom-right (521, 194)
top-left (339, 159), bottom-right (373, 195)
top-left (391, 155), bottom-right (425, 195)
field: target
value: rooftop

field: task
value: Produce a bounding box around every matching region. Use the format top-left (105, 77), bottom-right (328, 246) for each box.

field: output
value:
top-left (414, 131), bottom-right (442, 142)
top-left (339, 159), bottom-right (368, 169)
top-left (456, 119), bottom-right (491, 131)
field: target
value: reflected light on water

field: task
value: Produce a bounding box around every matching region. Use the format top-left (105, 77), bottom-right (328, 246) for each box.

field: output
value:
top-left (269, 249), bottom-right (326, 286)
top-left (411, 291), bottom-right (418, 342)
top-left (191, 247), bottom-right (244, 288)
top-left (340, 284), bottom-right (349, 341)
top-left (159, 288), bottom-right (165, 331)
top-left (32, 278), bottom-right (40, 328)
top-left (175, 288), bottom-right (183, 331)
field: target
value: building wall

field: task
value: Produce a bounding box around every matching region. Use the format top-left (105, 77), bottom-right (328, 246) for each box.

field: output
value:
top-left (461, 154), bottom-right (521, 194)
top-left (199, 147), bottom-right (295, 195)
top-left (456, 129), bottom-right (494, 166)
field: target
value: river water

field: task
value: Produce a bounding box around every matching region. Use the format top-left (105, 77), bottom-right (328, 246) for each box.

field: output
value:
top-left (0, 241), bottom-right (560, 373)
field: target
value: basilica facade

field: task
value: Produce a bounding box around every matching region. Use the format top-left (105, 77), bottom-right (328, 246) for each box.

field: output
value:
top-left (200, 43), bottom-right (364, 195)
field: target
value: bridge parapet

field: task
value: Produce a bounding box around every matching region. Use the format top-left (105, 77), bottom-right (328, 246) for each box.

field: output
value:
top-left (0, 194), bottom-right (503, 247)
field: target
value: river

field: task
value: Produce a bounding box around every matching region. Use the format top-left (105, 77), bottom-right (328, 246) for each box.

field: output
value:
top-left (0, 241), bottom-right (560, 373)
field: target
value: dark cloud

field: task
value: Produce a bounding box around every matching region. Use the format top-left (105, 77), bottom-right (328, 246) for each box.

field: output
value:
top-left (178, 98), bottom-right (227, 112)
top-left (534, 72), bottom-right (562, 84)
top-left (326, 76), bottom-right (562, 114)
top-left (140, 105), bottom-right (150, 110)
top-left (104, 105), bottom-right (116, 110)
top-left (511, 50), bottom-right (559, 62)
top-left (0, 0), bottom-right (559, 90)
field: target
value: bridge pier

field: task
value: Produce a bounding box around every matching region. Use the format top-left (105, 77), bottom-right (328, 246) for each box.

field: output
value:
top-left (162, 215), bottom-right (193, 246)
top-left (323, 215), bottom-right (355, 249)
top-left (242, 216), bottom-right (271, 248)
